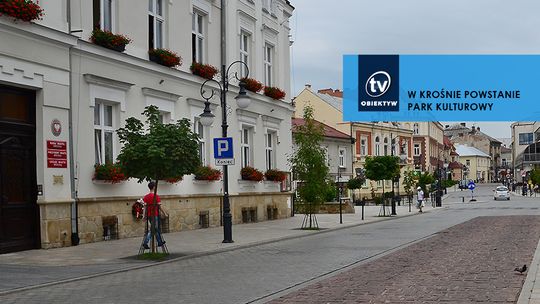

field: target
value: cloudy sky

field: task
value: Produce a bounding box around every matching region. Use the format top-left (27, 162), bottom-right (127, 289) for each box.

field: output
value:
top-left (289, 0), bottom-right (540, 139)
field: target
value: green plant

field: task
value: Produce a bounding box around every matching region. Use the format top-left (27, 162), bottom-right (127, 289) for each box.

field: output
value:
top-left (90, 28), bottom-right (131, 52)
top-left (190, 62), bottom-right (219, 80)
top-left (264, 86), bottom-right (286, 100)
top-left (194, 166), bottom-right (222, 181)
top-left (241, 77), bottom-right (263, 93)
top-left (148, 48), bottom-right (182, 67)
top-left (324, 182), bottom-right (338, 201)
top-left (240, 166), bottom-right (264, 181)
top-left (93, 162), bottom-right (127, 183)
top-left (164, 176), bottom-right (183, 184)
top-left (264, 169), bottom-right (287, 182)
top-left (0, 0), bottom-right (43, 22)
top-left (347, 177), bottom-right (365, 189)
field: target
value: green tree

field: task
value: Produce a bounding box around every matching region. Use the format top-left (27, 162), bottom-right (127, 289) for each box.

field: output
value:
top-left (347, 176), bottom-right (365, 205)
top-left (116, 105), bottom-right (200, 252)
top-left (530, 168), bottom-right (540, 186)
top-left (364, 156), bottom-right (399, 216)
top-left (417, 172), bottom-right (435, 197)
top-left (290, 106), bottom-right (329, 229)
top-left (402, 169), bottom-right (416, 205)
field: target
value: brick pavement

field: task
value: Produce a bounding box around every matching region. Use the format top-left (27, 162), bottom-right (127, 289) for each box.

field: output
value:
top-left (268, 216), bottom-right (540, 304)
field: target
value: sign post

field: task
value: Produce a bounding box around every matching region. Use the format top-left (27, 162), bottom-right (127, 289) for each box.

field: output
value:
top-left (468, 181), bottom-right (476, 202)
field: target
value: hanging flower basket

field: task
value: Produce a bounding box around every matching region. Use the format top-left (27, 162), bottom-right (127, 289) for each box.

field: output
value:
top-left (190, 62), bottom-right (219, 80)
top-left (240, 166), bottom-right (264, 182)
top-left (93, 162), bottom-right (127, 184)
top-left (264, 169), bottom-right (287, 182)
top-left (241, 77), bottom-right (263, 93)
top-left (194, 166), bottom-right (222, 181)
top-left (148, 48), bottom-right (182, 68)
top-left (264, 86), bottom-right (286, 100)
top-left (0, 0), bottom-right (44, 22)
top-left (90, 28), bottom-right (131, 52)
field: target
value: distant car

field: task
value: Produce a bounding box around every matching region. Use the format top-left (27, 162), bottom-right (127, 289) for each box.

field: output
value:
top-left (494, 186), bottom-right (510, 201)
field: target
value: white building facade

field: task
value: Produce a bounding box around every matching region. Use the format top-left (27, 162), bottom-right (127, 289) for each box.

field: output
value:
top-left (0, 0), bottom-right (294, 252)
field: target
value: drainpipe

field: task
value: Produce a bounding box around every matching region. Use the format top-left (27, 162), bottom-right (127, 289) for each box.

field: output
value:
top-left (67, 0), bottom-right (79, 246)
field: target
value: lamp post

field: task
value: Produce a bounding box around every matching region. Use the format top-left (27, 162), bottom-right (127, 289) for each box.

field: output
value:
top-left (338, 166), bottom-right (343, 224)
top-left (199, 60), bottom-right (251, 243)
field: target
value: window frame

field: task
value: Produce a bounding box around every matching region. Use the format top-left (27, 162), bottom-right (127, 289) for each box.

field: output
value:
top-left (413, 123), bottom-right (419, 135)
top-left (94, 102), bottom-right (116, 164)
top-left (360, 138), bottom-right (366, 156)
top-left (194, 118), bottom-right (207, 166)
top-left (240, 31), bottom-right (250, 78)
top-left (265, 131), bottom-right (276, 171)
top-left (192, 10), bottom-right (205, 64)
top-left (338, 147), bottom-right (346, 168)
top-left (148, 0), bottom-right (164, 50)
top-left (375, 136), bottom-right (380, 156)
top-left (241, 126), bottom-right (253, 168)
top-left (413, 143), bottom-right (421, 156)
top-left (519, 132), bottom-right (534, 145)
top-left (264, 43), bottom-right (273, 87)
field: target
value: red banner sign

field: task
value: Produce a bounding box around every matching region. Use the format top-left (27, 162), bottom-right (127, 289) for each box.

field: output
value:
top-left (47, 140), bottom-right (67, 168)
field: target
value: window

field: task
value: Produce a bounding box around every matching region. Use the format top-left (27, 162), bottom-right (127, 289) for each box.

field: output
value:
top-left (413, 123), bottom-right (419, 135)
top-left (414, 143), bottom-right (420, 156)
top-left (240, 32), bottom-right (250, 78)
top-left (383, 137), bottom-right (388, 156)
top-left (148, 0), bottom-right (164, 50)
top-left (94, 102), bottom-right (115, 164)
top-left (93, 0), bottom-right (114, 31)
top-left (195, 119), bottom-right (207, 165)
top-left (466, 159), bottom-right (470, 167)
top-left (264, 43), bottom-right (273, 86)
top-left (391, 138), bottom-right (396, 156)
top-left (338, 148), bottom-right (346, 168)
top-left (519, 133), bottom-right (534, 145)
top-left (375, 136), bottom-right (380, 156)
top-left (265, 132), bottom-right (276, 170)
top-left (360, 138), bottom-right (366, 156)
top-left (192, 11), bottom-right (205, 63)
top-left (241, 127), bottom-right (252, 168)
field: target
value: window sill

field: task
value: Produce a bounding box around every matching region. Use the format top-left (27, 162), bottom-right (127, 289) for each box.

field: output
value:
top-left (92, 180), bottom-right (126, 185)
top-left (193, 180), bottom-right (220, 184)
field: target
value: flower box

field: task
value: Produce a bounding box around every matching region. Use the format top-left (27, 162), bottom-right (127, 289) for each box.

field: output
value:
top-left (241, 77), bottom-right (263, 93)
top-left (190, 62), bottom-right (219, 80)
top-left (240, 166), bottom-right (264, 182)
top-left (148, 48), bottom-right (182, 68)
top-left (264, 169), bottom-right (287, 182)
top-left (164, 176), bottom-right (183, 184)
top-left (194, 166), bottom-right (222, 181)
top-left (90, 28), bottom-right (131, 52)
top-left (264, 86), bottom-right (286, 100)
top-left (93, 162), bottom-right (127, 184)
top-left (0, 0), bottom-right (44, 22)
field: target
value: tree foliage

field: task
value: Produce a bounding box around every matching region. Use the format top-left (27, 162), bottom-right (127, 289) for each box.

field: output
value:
top-left (530, 168), bottom-right (540, 185)
top-left (347, 177), bottom-right (365, 190)
top-left (116, 105), bottom-right (200, 183)
top-left (417, 172), bottom-right (435, 194)
top-left (364, 156), bottom-right (400, 181)
top-left (290, 106), bottom-right (329, 228)
top-left (402, 169), bottom-right (416, 197)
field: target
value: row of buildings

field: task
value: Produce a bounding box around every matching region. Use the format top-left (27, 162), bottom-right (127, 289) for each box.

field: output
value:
top-left (1, 0), bottom-right (518, 254)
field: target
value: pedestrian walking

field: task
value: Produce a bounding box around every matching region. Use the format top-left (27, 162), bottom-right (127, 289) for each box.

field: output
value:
top-left (142, 181), bottom-right (166, 250)
top-left (416, 186), bottom-right (424, 213)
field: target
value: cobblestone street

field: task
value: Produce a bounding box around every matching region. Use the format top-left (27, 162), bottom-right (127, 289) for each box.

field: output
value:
top-left (268, 216), bottom-right (540, 303)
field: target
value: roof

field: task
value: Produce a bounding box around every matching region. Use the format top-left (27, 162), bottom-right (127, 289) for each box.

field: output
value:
top-left (292, 118), bottom-right (350, 140)
top-left (448, 161), bottom-right (463, 169)
top-left (314, 92), bottom-right (343, 113)
top-left (455, 145), bottom-right (490, 158)
top-left (443, 136), bottom-right (453, 148)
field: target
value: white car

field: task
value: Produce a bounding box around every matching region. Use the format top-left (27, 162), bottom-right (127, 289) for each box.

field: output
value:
top-left (494, 186), bottom-right (510, 201)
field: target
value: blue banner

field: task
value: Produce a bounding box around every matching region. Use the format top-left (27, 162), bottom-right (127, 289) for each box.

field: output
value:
top-left (343, 55), bottom-right (540, 121)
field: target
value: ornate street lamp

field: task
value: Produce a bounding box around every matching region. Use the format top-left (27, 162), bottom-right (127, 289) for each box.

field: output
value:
top-left (199, 60), bottom-right (251, 243)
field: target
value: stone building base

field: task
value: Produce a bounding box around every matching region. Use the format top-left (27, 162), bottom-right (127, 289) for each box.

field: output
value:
top-left (38, 192), bottom-right (291, 248)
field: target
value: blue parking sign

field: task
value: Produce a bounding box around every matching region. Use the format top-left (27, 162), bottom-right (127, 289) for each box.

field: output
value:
top-left (213, 137), bottom-right (234, 159)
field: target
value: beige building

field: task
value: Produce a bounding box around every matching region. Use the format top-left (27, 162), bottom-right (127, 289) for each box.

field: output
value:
top-left (445, 123), bottom-right (502, 182)
top-left (456, 145), bottom-right (491, 182)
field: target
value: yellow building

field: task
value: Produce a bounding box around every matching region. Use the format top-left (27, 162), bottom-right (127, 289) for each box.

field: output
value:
top-left (455, 145), bottom-right (491, 183)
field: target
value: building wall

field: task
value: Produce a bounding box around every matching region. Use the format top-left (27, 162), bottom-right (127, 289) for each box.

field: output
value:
top-left (0, 0), bottom-right (295, 250)
top-left (293, 87), bottom-right (348, 134)
top-left (458, 155), bottom-right (490, 183)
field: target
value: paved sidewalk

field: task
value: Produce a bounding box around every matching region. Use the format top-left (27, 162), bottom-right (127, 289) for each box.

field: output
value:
top-left (0, 204), bottom-right (429, 267)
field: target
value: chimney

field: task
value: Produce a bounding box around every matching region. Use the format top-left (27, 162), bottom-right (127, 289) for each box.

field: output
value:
top-left (477, 127), bottom-right (480, 131)
top-left (305, 84), bottom-right (312, 89)
top-left (445, 125), bottom-right (449, 129)
top-left (460, 123), bottom-right (466, 127)
top-left (471, 126), bottom-right (476, 133)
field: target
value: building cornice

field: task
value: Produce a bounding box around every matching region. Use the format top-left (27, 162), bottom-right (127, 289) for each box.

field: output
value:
top-left (0, 16), bottom-right (78, 47)
top-left (142, 87), bottom-right (181, 101)
top-left (83, 74), bottom-right (134, 91)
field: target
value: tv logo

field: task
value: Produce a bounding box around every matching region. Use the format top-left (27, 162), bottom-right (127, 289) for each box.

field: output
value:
top-left (365, 71), bottom-right (391, 98)
top-left (357, 55), bottom-right (399, 112)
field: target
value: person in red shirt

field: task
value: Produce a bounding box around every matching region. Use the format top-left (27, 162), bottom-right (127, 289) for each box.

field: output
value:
top-left (142, 181), bottom-right (165, 249)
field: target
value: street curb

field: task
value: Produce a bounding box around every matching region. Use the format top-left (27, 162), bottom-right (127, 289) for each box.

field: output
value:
top-left (0, 209), bottom-right (428, 296)
top-left (517, 237), bottom-right (540, 303)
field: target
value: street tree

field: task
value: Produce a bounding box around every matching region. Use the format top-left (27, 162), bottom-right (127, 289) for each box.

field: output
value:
top-left (116, 105), bottom-right (200, 252)
top-left (364, 155), bottom-right (399, 216)
top-left (290, 106), bottom-right (328, 229)
top-left (402, 169), bottom-right (416, 206)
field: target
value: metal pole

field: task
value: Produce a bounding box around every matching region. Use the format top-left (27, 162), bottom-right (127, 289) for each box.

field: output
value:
top-left (338, 167), bottom-right (342, 224)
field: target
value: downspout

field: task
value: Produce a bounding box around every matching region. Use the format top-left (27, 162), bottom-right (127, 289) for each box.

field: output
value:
top-left (67, 0), bottom-right (80, 246)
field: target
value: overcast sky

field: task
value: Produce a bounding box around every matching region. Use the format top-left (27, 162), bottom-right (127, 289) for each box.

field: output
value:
top-left (290, 0), bottom-right (540, 139)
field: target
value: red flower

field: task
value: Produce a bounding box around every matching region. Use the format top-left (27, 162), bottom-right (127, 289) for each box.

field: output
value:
top-left (190, 62), bottom-right (219, 80)
top-left (240, 77), bottom-right (263, 93)
top-left (148, 48), bottom-right (182, 68)
top-left (0, 0), bottom-right (44, 22)
top-left (194, 166), bottom-right (222, 181)
top-left (240, 166), bottom-right (264, 182)
top-left (264, 86), bottom-right (286, 100)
